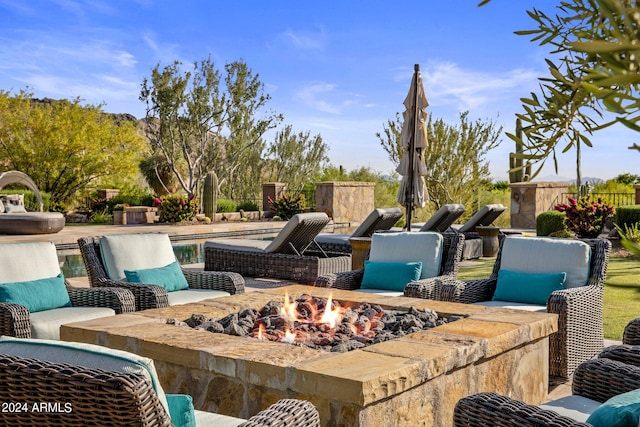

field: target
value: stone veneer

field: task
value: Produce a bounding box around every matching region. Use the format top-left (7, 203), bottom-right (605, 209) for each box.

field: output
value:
top-left (61, 285), bottom-right (557, 427)
top-left (315, 181), bottom-right (375, 226)
top-left (510, 181), bottom-right (569, 229)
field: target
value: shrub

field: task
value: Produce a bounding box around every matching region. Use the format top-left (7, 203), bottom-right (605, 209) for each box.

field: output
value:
top-left (236, 201), bottom-right (259, 211)
top-left (615, 205), bottom-right (640, 230)
top-left (94, 193), bottom-right (155, 213)
top-left (616, 222), bottom-right (640, 257)
top-left (0, 189), bottom-right (53, 211)
top-left (268, 193), bottom-right (305, 219)
top-left (216, 199), bottom-right (237, 213)
top-left (536, 211), bottom-right (566, 236)
top-left (554, 196), bottom-right (615, 238)
top-left (158, 195), bottom-right (198, 223)
top-left (89, 209), bottom-right (112, 224)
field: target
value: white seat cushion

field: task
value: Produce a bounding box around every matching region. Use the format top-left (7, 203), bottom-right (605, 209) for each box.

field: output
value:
top-left (0, 337), bottom-right (170, 416)
top-left (368, 232), bottom-right (443, 279)
top-left (0, 242), bottom-right (60, 282)
top-left (355, 288), bottom-right (404, 297)
top-left (194, 410), bottom-right (245, 427)
top-left (100, 233), bottom-right (177, 281)
top-left (166, 289), bottom-right (230, 306)
top-left (539, 395), bottom-right (601, 423)
top-left (500, 236), bottom-right (591, 288)
top-left (29, 306), bottom-right (116, 340)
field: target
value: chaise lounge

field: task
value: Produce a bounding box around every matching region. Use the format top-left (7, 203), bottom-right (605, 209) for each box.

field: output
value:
top-left (411, 203), bottom-right (466, 232)
top-left (453, 203), bottom-right (506, 259)
top-left (314, 207), bottom-right (403, 253)
top-left (205, 212), bottom-right (351, 283)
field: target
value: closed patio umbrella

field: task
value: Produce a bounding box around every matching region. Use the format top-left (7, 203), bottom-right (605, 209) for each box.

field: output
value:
top-left (397, 64), bottom-right (429, 230)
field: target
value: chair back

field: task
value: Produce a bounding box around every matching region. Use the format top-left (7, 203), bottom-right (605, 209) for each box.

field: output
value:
top-left (264, 212), bottom-right (330, 254)
top-left (457, 204), bottom-right (506, 233)
top-left (419, 204), bottom-right (465, 232)
top-left (351, 207), bottom-right (403, 237)
top-left (0, 242), bottom-right (60, 283)
top-left (77, 236), bottom-right (109, 286)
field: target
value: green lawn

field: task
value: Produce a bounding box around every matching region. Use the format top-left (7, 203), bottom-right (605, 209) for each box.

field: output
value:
top-left (458, 255), bottom-right (640, 340)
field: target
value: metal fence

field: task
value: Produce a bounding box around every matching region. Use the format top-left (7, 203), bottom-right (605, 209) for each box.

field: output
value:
top-left (557, 192), bottom-right (635, 208)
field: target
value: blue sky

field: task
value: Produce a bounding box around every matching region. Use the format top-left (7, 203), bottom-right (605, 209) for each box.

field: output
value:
top-left (0, 0), bottom-right (637, 181)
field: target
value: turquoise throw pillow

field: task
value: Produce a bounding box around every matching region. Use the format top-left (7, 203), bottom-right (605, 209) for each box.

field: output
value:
top-left (166, 394), bottom-right (196, 427)
top-left (493, 269), bottom-right (566, 305)
top-left (361, 261), bottom-right (422, 292)
top-left (124, 261), bottom-right (189, 292)
top-left (0, 273), bottom-right (71, 312)
top-left (587, 388), bottom-right (640, 427)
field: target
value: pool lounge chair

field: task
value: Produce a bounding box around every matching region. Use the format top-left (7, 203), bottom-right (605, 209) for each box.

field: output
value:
top-left (315, 207), bottom-right (403, 253)
top-left (411, 203), bottom-right (466, 232)
top-left (0, 241), bottom-right (135, 340)
top-left (452, 203), bottom-right (506, 259)
top-left (0, 337), bottom-right (321, 427)
top-left (205, 212), bottom-right (351, 283)
top-left (78, 233), bottom-right (245, 311)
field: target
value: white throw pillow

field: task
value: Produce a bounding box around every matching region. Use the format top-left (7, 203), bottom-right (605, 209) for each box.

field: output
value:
top-left (0, 242), bottom-right (61, 283)
top-left (368, 231), bottom-right (443, 279)
top-left (100, 233), bottom-right (177, 281)
top-left (500, 236), bottom-right (591, 288)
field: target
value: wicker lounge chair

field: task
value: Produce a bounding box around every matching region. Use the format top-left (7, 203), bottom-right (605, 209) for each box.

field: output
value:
top-left (0, 242), bottom-right (135, 339)
top-left (205, 212), bottom-right (351, 283)
top-left (453, 342), bottom-right (640, 427)
top-left (314, 207), bottom-right (403, 253)
top-left (421, 235), bottom-right (611, 378)
top-left (78, 233), bottom-right (245, 311)
top-left (452, 203), bottom-right (506, 259)
top-left (410, 204), bottom-right (466, 232)
top-left (0, 337), bottom-right (321, 427)
top-left (316, 231), bottom-right (464, 297)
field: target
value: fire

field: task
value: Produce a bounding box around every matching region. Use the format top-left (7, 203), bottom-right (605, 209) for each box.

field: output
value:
top-left (319, 294), bottom-right (342, 328)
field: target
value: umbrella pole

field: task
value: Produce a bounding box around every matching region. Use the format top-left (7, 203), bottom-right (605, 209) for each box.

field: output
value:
top-left (405, 64), bottom-right (420, 231)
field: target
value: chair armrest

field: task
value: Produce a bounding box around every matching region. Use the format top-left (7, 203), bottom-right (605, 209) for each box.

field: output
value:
top-left (182, 269), bottom-right (245, 294)
top-left (598, 344), bottom-right (640, 368)
top-left (93, 278), bottom-right (169, 311)
top-left (66, 285), bottom-right (136, 314)
top-left (315, 269), bottom-right (364, 291)
top-left (453, 392), bottom-right (590, 427)
top-left (573, 357), bottom-right (640, 402)
top-left (441, 278), bottom-right (497, 304)
top-left (0, 303), bottom-right (31, 338)
top-left (623, 318), bottom-right (640, 345)
top-left (238, 398), bottom-right (320, 427)
top-left (404, 277), bottom-right (454, 300)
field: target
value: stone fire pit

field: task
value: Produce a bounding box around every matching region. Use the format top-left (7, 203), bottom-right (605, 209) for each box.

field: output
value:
top-left (61, 285), bottom-right (557, 427)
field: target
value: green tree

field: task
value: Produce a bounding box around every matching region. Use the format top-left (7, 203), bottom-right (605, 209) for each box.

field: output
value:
top-left (377, 111), bottom-right (502, 214)
top-left (0, 90), bottom-right (145, 205)
top-left (265, 125), bottom-right (329, 193)
top-left (139, 57), bottom-right (282, 200)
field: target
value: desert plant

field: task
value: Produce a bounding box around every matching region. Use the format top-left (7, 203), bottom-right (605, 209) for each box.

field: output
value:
top-left (536, 211), bottom-right (566, 236)
top-left (236, 201), bottom-right (259, 211)
top-left (616, 222), bottom-right (640, 257)
top-left (554, 196), bottom-right (615, 238)
top-left (89, 209), bottom-right (112, 224)
top-left (202, 171), bottom-right (218, 220)
top-left (268, 193), bottom-right (305, 219)
top-left (157, 195), bottom-right (198, 223)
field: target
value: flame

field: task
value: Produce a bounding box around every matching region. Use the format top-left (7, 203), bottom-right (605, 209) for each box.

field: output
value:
top-left (319, 294), bottom-right (342, 328)
top-left (257, 323), bottom-right (265, 340)
top-left (280, 290), bottom-right (299, 322)
top-left (283, 328), bottom-right (296, 344)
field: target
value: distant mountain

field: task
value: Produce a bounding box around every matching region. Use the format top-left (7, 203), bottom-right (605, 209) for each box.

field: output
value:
top-left (537, 175), bottom-right (604, 184)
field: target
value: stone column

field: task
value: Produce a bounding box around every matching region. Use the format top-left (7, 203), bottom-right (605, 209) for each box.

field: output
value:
top-left (262, 182), bottom-right (287, 215)
top-left (510, 182), bottom-right (569, 230)
top-left (315, 182), bottom-right (375, 225)
top-left (635, 184), bottom-right (640, 205)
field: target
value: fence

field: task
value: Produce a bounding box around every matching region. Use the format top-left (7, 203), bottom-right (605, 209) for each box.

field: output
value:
top-left (556, 192), bottom-right (635, 208)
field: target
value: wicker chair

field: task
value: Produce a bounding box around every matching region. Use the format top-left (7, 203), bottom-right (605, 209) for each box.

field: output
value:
top-left (0, 338), bottom-right (321, 427)
top-left (434, 236), bottom-right (611, 378)
top-left (205, 212), bottom-right (351, 283)
top-left (0, 242), bottom-right (135, 339)
top-left (453, 349), bottom-right (640, 426)
top-left (411, 203), bottom-right (466, 232)
top-left (316, 231), bottom-right (464, 295)
top-left (315, 207), bottom-right (403, 253)
top-left (453, 203), bottom-right (506, 260)
top-left (78, 233), bottom-right (245, 311)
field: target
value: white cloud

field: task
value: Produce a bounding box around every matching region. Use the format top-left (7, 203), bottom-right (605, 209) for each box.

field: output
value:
top-left (280, 27), bottom-right (327, 50)
top-left (295, 82), bottom-right (362, 115)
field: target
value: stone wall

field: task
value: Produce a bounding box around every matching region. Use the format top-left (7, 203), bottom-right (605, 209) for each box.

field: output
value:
top-left (635, 184), bottom-right (640, 204)
top-left (510, 182), bottom-right (569, 230)
top-left (315, 181), bottom-right (375, 225)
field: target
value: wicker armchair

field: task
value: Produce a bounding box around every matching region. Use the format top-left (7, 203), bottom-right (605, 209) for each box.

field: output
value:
top-left (437, 237), bottom-right (611, 378)
top-left (0, 342), bottom-right (321, 427)
top-left (453, 356), bottom-right (640, 427)
top-left (0, 242), bottom-right (135, 339)
top-left (317, 231), bottom-right (464, 294)
top-left (623, 317), bottom-right (640, 345)
top-left (78, 234), bottom-right (245, 311)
